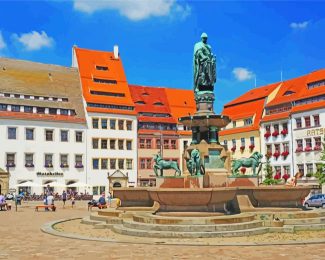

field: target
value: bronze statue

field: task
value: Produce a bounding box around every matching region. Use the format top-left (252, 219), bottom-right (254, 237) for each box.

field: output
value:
top-left (231, 152), bottom-right (263, 176)
top-left (153, 153), bottom-right (181, 177)
top-left (193, 33), bottom-right (216, 93)
top-left (186, 149), bottom-right (205, 176)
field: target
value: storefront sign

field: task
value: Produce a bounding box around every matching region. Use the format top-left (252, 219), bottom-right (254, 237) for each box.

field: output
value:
top-left (36, 172), bottom-right (64, 177)
top-left (307, 127), bottom-right (325, 137)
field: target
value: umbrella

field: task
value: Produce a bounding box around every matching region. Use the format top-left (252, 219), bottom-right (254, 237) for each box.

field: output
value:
top-left (45, 181), bottom-right (66, 187)
top-left (67, 182), bottom-right (92, 188)
top-left (16, 181), bottom-right (42, 187)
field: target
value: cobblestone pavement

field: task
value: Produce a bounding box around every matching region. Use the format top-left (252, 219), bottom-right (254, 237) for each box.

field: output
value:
top-left (0, 201), bottom-right (325, 260)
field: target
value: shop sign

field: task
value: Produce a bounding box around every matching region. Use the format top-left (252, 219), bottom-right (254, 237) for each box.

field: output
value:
top-left (36, 172), bottom-right (64, 177)
top-left (307, 127), bottom-right (325, 137)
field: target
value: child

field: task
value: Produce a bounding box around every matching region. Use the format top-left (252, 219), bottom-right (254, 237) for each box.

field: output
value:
top-left (71, 196), bottom-right (75, 208)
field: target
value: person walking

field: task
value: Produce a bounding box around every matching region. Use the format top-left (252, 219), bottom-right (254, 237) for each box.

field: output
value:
top-left (71, 195), bottom-right (75, 208)
top-left (62, 190), bottom-right (67, 208)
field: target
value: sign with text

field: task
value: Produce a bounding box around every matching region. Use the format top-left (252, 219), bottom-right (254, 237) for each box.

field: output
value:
top-left (36, 172), bottom-right (64, 177)
top-left (307, 127), bottom-right (325, 137)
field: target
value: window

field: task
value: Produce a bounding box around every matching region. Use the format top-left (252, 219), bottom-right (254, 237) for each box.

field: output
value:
top-left (118, 120), bottom-right (124, 130)
top-left (305, 138), bottom-right (312, 148)
top-left (146, 139), bottom-right (153, 149)
top-left (266, 144), bottom-right (272, 154)
top-left (45, 130), bottom-right (54, 141)
top-left (232, 139), bottom-right (236, 147)
top-left (183, 140), bottom-right (188, 150)
top-left (0, 104), bottom-right (7, 111)
top-left (110, 139), bottom-right (116, 149)
top-left (313, 115), bottom-right (320, 126)
top-left (140, 158), bottom-right (146, 169)
top-left (110, 119), bottom-right (116, 129)
top-left (101, 139), bottom-right (107, 149)
top-left (92, 138), bottom-right (99, 149)
top-left (93, 78), bottom-right (117, 85)
top-left (171, 140), bottom-right (177, 149)
top-left (60, 109), bottom-right (69, 115)
top-left (99, 186), bottom-right (105, 194)
top-left (315, 137), bottom-right (321, 147)
top-left (250, 137), bottom-right (255, 146)
top-left (244, 118), bottom-right (252, 125)
top-left (283, 165), bottom-right (290, 175)
top-left (101, 119), bottom-right (107, 129)
top-left (139, 139), bottom-right (145, 148)
top-left (282, 123), bottom-right (288, 131)
top-left (101, 159), bottom-right (108, 169)
top-left (126, 159), bottom-right (133, 170)
top-left (296, 139), bottom-right (303, 148)
top-left (305, 116), bottom-right (311, 127)
top-left (110, 159), bottom-right (116, 169)
top-left (60, 130), bottom-right (68, 142)
top-left (297, 164), bottom-right (304, 175)
top-left (307, 79), bottom-right (325, 89)
top-left (75, 131), bottom-right (83, 142)
top-left (24, 106), bottom-right (33, 113)
top-left (25, 153), bottom-right (34, 167)
top-left (126, 140), bottom-right (132, 150)
top-left (118, 159), bottom-right (124, 169)
top-left (146, 158), bottom-right (152, 169)
top-left (11, 105), bottom-right (20, 112)
top-left (93, 187), bottom-right (99, 196)
top-left (8, 127), bottom-right (17, 140)
top-left (49, 108), bottom-right (57, 115)
top-left (60, 154), bottom-right (68, 167)
top-left (36, 107), bottom-right (45, 114)
top-left (240, 138), bottom-right (245, 147)
top-left (274, 166), bottom-right (281, 175)
top-left (95, 65), bottom-right (108, 71)
top-left (283, 143), bottom-right (289, 152)
top-left (93, 159), bottom-right (99, 169)
top-left (296, 118), bottom-right (302, 128)
top-left (45, 154), bottom-right (53, 167)
top-left (274, 144), bottom-right (280, 153)
top-left (265, 125), bottom-right (271, 132)
top-left (126, 121), bottom-right (132, 131)
top-left (26, 128), bottom-right (34, 140)
top-left (273, 124), bottom-right (279, 132)
top-left (75, 155), bottom-right (83, 168)
top-left (92, 118), bottom-right (99, 129)
top-left (6, 153), bottom-right (15, 167)
top-left (223, 140), bottom-right (228, 148)
top-left (118, 140), bottom-right (124, 150)
top-left (232, 121), bottom-right (236, 128)
top-left (164, 140), bottom-right (169, 149)
top-left (306, 163), bottom-right (313, 174)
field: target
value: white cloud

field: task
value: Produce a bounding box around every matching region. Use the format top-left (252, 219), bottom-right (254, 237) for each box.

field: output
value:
top-left (290, 21), bottom-right (309, 29)
top-left (73, 0), bottom-right (191, 21)
top-left (0, 31), bottom-right (6, 50)
top-left (13, 31), bottom-right (54, 51)
top-left (232, 67), bottom-right (254, 81)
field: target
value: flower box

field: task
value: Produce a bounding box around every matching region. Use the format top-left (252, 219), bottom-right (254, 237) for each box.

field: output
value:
top-left (75, 164), bottom-right (84, 168)
top-left (240, 146), bottom-right (245, 151)
top-left (265, 152), bottom-right (272, 159)
top-left (295, 147), bottom-right (303, 153)
top-left (273, 152), bottom-right (280, 159)
top-left (274, 173), bottom-right (281, 180)
top-left (45, 163), bottom-right (53, 168)
top-left (6, 163), bottom-right (15, 168)
top-left (281, 129), bottom-right (288, 136)
top-left (282, 173), bottom-right (290, 181)
top-left (60, 163), bottom-right (69, 168)
top-left (314, 146), bottom-right (322, 151)
top-left (264, 132), bottom-right (271, 138)
top-left (272, 131), bottom-right (279, 137)
top-left (240, 168), bottom-right (246, 174)
top-left (231, 146), bottom-right (236, 152)
top-left (304, 146), bottom-right (312, 152)
top-left (281, 151), bottom-right (289, 157)
top-left (249, 144), bottom-right (255, 150)
top-left (25, 163), bottom-right (34, 168)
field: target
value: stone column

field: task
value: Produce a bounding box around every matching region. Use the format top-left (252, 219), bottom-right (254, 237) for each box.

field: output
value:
top-left (209, 126), bottom-right (218, 144)
top-left (191, 126), bottom-right (200, 144)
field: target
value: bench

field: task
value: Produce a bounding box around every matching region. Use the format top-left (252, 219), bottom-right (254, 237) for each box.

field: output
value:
top-left (35, 205), bottom-right (56, 211)
top-left (88, 204), bottom-right (108, 211)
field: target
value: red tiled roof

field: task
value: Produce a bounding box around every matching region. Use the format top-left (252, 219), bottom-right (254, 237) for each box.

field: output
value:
top-left (138, 129), bottom-right (178, 136)
top-left (138, 116), bottom-right (176, 123)
top-left (260, 112), bottom-right (290, 123)
top-left (291, 100), bottom-right (325, 114)
top-left (219, 126), bottom-right (259, 136)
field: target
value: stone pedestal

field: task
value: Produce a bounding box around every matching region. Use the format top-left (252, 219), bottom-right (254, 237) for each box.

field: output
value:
top-left (227, 176), bottom-right (259, 187)
top-left (155, 175), bottom-right (203, 188)
top-left (203, 170), bottom-right (228, 188)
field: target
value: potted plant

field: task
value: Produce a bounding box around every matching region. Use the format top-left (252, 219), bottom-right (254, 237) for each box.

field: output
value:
top-left (281, 151), bottom-right (289, 158)
top-left (240, 167), bottom-right (246, 174)
top-left (273, 151), bottom-right (280, 159)
top-left (264, 132), bottom-right (271, 138)
top-left (295, 147), bottom-right (303, 153)
top-left (231, 146), bottom-right (236, 152)
top-left (249, 144), bottom-right (255, 151)
top-left (281, 129), bottom-right (288, 136)
top-left (240, 146), bottom-right (245, 151)
top-left (274, 173), bottom-right (281, 180)
top-left (304, 146), bottom-right (312, 152)
top-left (272, 131), bottom-right (279, 137)
top-left (282, 173), bottom-right (290, 182)
top-left (314, 145), bottom-right (322, 151)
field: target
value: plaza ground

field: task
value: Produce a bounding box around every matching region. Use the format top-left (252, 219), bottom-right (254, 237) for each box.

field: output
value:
top-left (0, 201), bottom-right (325, 260)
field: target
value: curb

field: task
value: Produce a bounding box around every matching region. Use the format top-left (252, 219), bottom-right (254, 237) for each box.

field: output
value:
top-left (41, 218), bottom-right (325, 247)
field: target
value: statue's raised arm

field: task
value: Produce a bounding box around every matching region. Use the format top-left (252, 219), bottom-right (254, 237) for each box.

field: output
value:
top-left (193, 33), bottom-right (216, 94)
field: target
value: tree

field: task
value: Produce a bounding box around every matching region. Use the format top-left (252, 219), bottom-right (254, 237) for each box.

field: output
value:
top-left (264, 153), bottom-right (274, 179)
top-left (314, 135), bottom-right (325, 185)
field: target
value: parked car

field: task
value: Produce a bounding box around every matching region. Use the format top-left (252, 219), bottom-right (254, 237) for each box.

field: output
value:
top-left (5, 193), bottom-right (14, 200)
top-left (304, 194), bottom-right (325, 208)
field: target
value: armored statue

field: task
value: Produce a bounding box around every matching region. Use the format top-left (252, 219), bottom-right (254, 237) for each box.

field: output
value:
top-left (153, 153), bottom-right (181, 177)
top-left (193, 33), bottom-right (216, 93)
top-left (185, 149), bottom-right (205, 176)
top-left (231, 152), bottom-right (263, 176)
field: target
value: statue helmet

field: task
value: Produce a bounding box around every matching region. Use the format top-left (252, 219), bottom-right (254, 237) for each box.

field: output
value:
top-left (201, 32), bottom-right (208, 39)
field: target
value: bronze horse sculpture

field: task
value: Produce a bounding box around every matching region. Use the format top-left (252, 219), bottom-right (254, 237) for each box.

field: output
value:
top-left (231, 151), bottom-right (263, 176)
top-left (153, 153), bottom-right (181, 177)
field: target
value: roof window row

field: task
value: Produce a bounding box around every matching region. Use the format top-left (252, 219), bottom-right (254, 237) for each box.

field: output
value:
top-left (0, 92), bottom-right (68, 102)
top-left (90, 90), bottom-right (125, 97)
top-left (93, 78), bottom-right (117, 85)
top-left (307, 79), bottom-right (325, 89)
top-left (294, 94), bottom-right (325, 106)
top-left (87, 102), bottom-right (134, 111)
top-left (139, 112), bottom-right (170, 118)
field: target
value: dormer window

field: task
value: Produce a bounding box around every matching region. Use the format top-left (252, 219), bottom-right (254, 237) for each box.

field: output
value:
top-left (307, 79), bottom-right (325, 89)
top-left (154, 102), bottom-right (163, 106)
top-left (96, 65), bottom-right (108, 71)
top-left (284, 90), bottom-right (295, 96)
top-left (244, 118), bottom-right (253, 125)
top-left (135, 101), bottom-right (145, 105)
top-left (142, 92), bottom-right (149, 96)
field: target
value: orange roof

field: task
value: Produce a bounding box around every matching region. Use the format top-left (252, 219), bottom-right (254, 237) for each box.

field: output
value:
top-left (74, 47), bottom-right (136, 115)
top-left (261, 111), bottom-right (290, 123)
top-left (138, 129), bottom-right (178, 136)
top-left (219, 125), bottom-right (258, 136)
top-left (224, 82), bottom-right (279, 107)
top-left (291, 100), bottom-right (325, 114)
top-left (138, 116), bottom-right (176, 123)
top-left (164, 88), bottom-right (196, 121)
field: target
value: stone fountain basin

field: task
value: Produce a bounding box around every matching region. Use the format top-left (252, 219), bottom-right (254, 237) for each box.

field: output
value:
top-left (148, 188), bottom-right (237, 212)
top-left (112, 187), bottom-right (153, 207)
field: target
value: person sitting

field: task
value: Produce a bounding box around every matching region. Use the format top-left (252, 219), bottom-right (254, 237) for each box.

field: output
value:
top-left (0, 194), bottom-right (7, 211)
top-left (98, 193), bottom-right (106, 206)
top-left (286, 172), bottom-right (303, 187)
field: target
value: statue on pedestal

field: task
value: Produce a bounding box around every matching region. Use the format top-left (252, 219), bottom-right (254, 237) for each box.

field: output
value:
top-left (185, 149), bottom-right (205, 176)
top-left (153, 152), bottom-right (181, 177)
top-left (231, 152), bottom-right (263, 176)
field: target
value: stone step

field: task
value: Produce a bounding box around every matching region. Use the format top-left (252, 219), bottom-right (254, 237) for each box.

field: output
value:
top-left (293, 223), bottom-right (325, 231)
top-left (122, 219), bottom-right (263, 232)
top-left (132, 212), bottom-right (256, 225)
top-left (89, 212), bottom-right (110, 222)
top-left (94, 223), bottom-right (115, 229)
top-left (274, 210), bottom-right (325, 219)
top-left (284, 216), bottom-right (325, 225)
top-left (112, 225), bottom-right (269, 238)
top-left (81, 216), bottom-right (103, 225)
top-left (98, 209), bottom-right (123, 217)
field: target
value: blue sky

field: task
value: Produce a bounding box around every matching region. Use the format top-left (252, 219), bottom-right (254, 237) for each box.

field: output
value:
top-left (0, 0), bottom-right (324, 113)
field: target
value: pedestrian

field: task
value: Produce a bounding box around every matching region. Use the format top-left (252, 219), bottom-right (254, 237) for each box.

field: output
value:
top-left (71, 195), bottom-right (75, 208)
top-left (107, 192), bottom-right (112, 207)
top-left (62, 190), bottom-right (67, 208)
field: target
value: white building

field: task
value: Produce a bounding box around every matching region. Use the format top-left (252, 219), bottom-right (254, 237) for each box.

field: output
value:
top-left (0, 58), bottom-right (87, 194)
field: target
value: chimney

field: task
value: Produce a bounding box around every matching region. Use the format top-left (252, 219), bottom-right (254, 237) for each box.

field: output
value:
top-left (113, 45), bottom-right (119, 59)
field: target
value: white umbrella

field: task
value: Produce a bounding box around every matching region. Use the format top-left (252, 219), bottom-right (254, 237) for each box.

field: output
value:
top-left (67, 181), bottom-right (92, 188)
top-left (16, 181), bottom-right (42, 187)
top-left (45, 181), bottom-right (66, 187)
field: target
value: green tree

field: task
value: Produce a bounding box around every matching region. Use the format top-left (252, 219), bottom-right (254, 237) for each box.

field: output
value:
top-left (262, 153), bottom-right (280, 185)
top-left (314, 135), bottom-right (325, 185)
